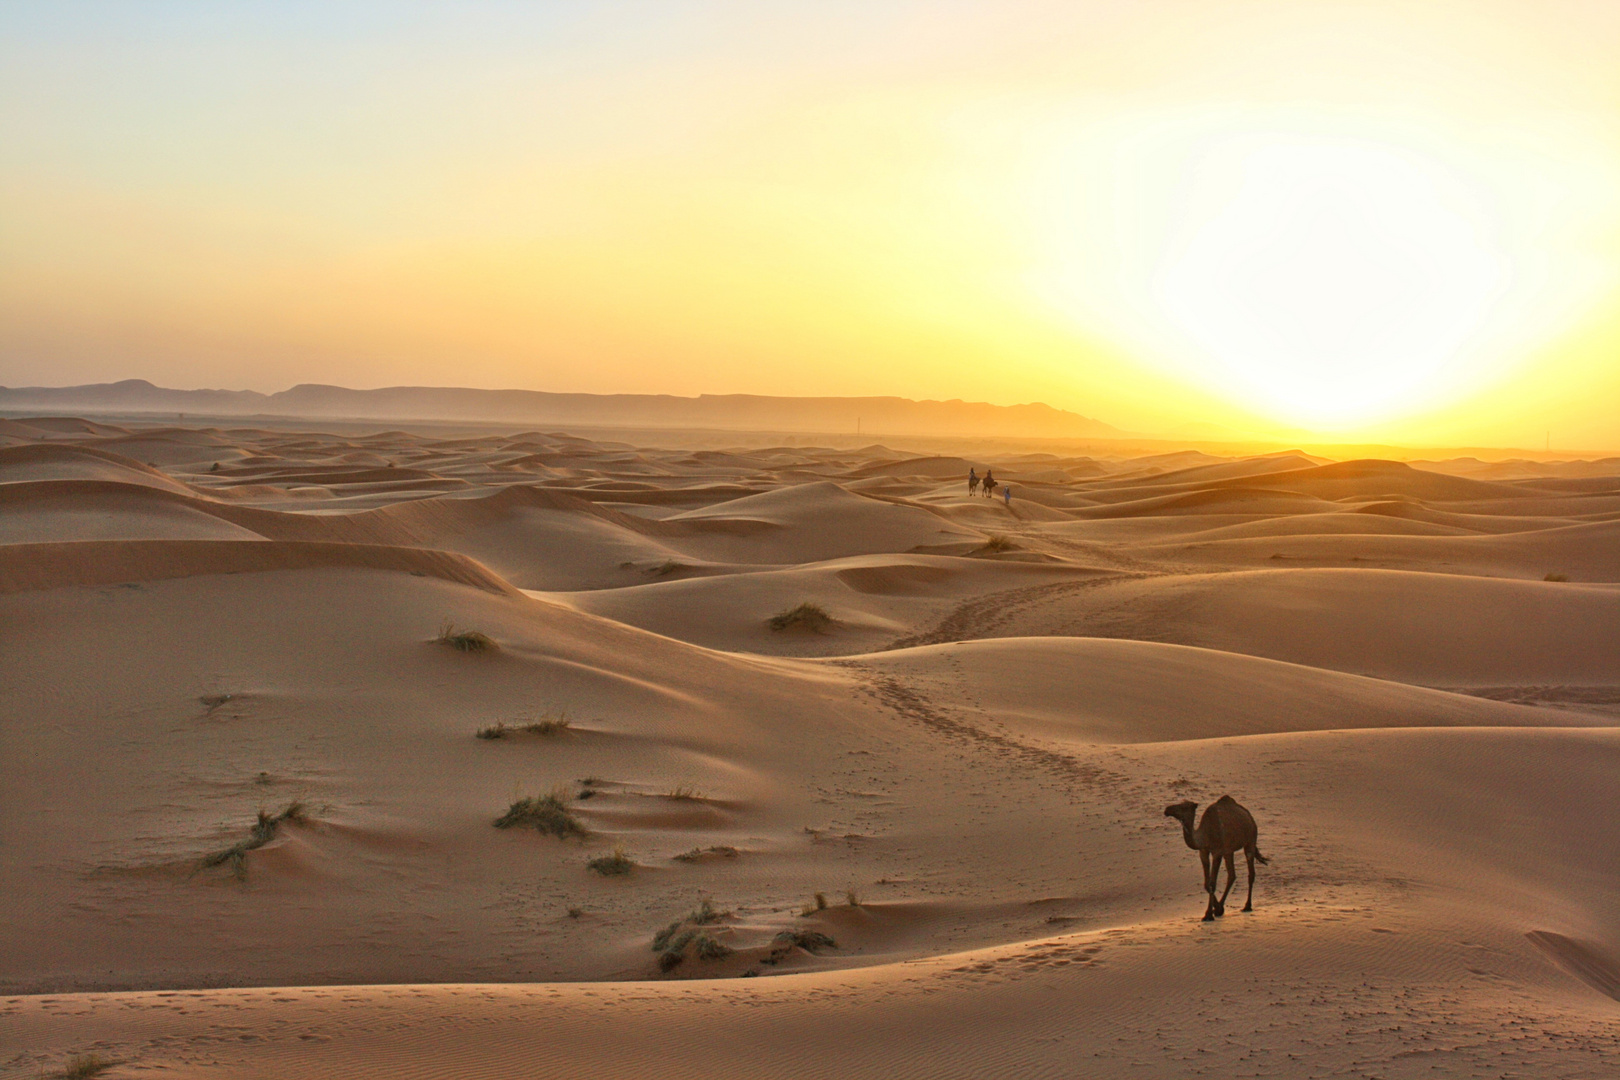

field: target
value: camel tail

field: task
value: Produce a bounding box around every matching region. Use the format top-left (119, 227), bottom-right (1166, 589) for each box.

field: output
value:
top-left (1252, 846), bottom-right (1270, 866)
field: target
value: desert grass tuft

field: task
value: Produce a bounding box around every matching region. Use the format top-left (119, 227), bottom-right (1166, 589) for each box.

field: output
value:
top-left (652, 899), bottom-right (731, 970)
top-left (522, 713), bottom-right (571, 736)
top-left (673, 845), bottom-right (738, 862)
top-left (437, 619), bottom-right (496, 653)
top-left (664, 784), bottom-right (703, 801)
top-left (648, 560), bottom-right (684, 577)
top-left (1545, 572), bottom-right (1570, 582)
top-left (768, 602), bottom-right (833, 632)
top-left (587, 844), bottom-right (635, 876)
top-left (477, 713), bottom-right (571, 740)
top-left (198, 802), bottom-right (306, 880)
top-left (773, 929), bottom-right (837, 953)
top-left (55, 1054), bottom-right (119, 1079)
top-left (494, 787), bottom-right (586, 839)
top-left (975, 534), bottom-right (1017, 554)
top-left (693, 932), bottom-right (732, 960)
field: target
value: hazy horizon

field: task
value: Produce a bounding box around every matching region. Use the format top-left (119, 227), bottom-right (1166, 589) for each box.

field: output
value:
top-left (5, 3), bottom-right (1620, 449)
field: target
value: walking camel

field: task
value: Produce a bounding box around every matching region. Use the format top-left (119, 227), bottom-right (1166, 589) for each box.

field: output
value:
top-left (1164, 796), bottom-right (1269, 921)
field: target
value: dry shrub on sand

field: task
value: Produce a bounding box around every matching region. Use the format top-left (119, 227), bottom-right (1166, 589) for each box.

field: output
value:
top-left (673, 845), bottom-right (739, 862)
top-left (523, 714), bottom-right (571, 735)
top-left (477, 713), bottom-right (571, 740)
top-left (975, 534), bottom-right (1017, 554)
top-left (587, 845), bottom-right (635, 876)
top-left (652, 899), bottom-right (732, 971)
top-left (437, 620), bottom-right (496, 653)
top-left (768, 602), bottom-right (833, 632)
top-left (773, 929), bottom-right (837, 954)
top-left (1545, 572), bottom-right (1570, 582)
top-left (55, 1055), bottom-right (119, 1079)
top-left (198, 802), bottom-right (307, 880)
top-left (495, 788), bottom-right (586, 839)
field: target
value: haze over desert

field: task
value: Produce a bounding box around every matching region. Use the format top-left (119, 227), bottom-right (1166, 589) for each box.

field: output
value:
top-left (6, 2), bottom-right (1620, 1078)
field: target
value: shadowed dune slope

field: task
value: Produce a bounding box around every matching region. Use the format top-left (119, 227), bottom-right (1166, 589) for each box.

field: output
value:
top-left (1138, 518), bottom-right (1620, 581)
top-left (0, 539), bottom-right (519, 595)
top-left (848, 636), bottom-right (1606, 744)
top-left (909, 568), bottom-right (1620, 687)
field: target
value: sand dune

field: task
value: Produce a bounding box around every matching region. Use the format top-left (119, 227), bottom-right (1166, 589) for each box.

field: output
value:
top-left (3, 417), bottom-right (1617, 1079)
top-left (880, 568), bottom-right (1620, 687)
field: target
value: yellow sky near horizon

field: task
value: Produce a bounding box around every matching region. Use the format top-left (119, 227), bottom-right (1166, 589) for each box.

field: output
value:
top-left (3, 1), bottom-right (1619, 450)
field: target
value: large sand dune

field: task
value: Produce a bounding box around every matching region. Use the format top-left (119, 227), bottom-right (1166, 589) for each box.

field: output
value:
top-left (3, 418), bottom-right (1617, 1078)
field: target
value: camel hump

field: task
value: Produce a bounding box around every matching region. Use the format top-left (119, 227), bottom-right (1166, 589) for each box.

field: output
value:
top-left (1213, 794), bottom-right (1239, 807)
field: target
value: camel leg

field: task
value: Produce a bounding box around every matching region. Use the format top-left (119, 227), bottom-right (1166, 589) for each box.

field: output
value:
top-left (1215, 852), bottom-right (1237, 917)
top-left (1243, 849), bottom-right (1256, 912)
top-left (1200, 851), bottom-right (1215, 921)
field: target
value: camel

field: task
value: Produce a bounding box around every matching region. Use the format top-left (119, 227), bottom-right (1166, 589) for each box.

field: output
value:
top-left (1164, 796), bottom-right (1269, 921)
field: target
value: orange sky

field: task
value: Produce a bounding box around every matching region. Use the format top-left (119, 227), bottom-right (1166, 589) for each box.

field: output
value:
top-left (3, 2), bottom-right (1619, 449)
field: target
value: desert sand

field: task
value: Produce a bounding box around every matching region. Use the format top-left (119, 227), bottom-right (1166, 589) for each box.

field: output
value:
top-left (3, 416), bottom-right (1618, 1078)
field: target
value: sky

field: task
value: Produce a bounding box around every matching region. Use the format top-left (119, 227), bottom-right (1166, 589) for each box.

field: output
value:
top-left (3, 1), bottom-right (1619, 449)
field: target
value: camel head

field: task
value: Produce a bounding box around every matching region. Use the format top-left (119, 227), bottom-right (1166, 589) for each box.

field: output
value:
top-left (1163, 800), bottom-right (1197, 825)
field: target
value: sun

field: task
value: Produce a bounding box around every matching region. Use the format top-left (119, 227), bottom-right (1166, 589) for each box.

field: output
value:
top-left (1031, 114), bottom-right (1602, 433)
top-left (1148, 135), bottom-right (1511, 426)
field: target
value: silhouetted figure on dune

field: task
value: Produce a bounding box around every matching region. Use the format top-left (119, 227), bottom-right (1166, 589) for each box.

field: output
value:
top-left (1164, 796), bottom-right (1269, 921)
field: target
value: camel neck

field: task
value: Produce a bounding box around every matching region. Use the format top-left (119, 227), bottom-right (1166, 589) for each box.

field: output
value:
top-left (1178, 817), bottom-right (1201, 851)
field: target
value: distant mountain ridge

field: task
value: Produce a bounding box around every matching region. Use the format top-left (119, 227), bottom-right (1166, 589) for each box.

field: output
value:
top-left (0, 379), bottom-right (1121, 438)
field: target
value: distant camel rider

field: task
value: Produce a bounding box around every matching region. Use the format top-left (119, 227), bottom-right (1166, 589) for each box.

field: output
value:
top-left (968, 467), bottom-right (979, 496)
top-left (983, 468), bottom-right (996, 497)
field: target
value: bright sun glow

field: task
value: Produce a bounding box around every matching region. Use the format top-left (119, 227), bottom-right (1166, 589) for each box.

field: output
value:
top-left (1040, 111), bottom-right (1617, 433)
top-left (1152, 137), bottom-right (1510, 426)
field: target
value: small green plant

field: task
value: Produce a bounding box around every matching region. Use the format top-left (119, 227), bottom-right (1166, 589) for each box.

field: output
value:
top-left (494, 788), bottom-right (586, 839)
top-left (438, 620), bottom-right (496, 653)
top-left (587, 845), bottom-right (634, 876)
top-left (768, 602), bottom-right (833, 632)
top-left (1545, 572), bottom-right (1570, 582)
top-left (975, 534), bottom-right (1017, 554)
top-left (56, 1054), bottom-right (119, 1079)
top-left (198, 802), bottom-right (307, 880)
